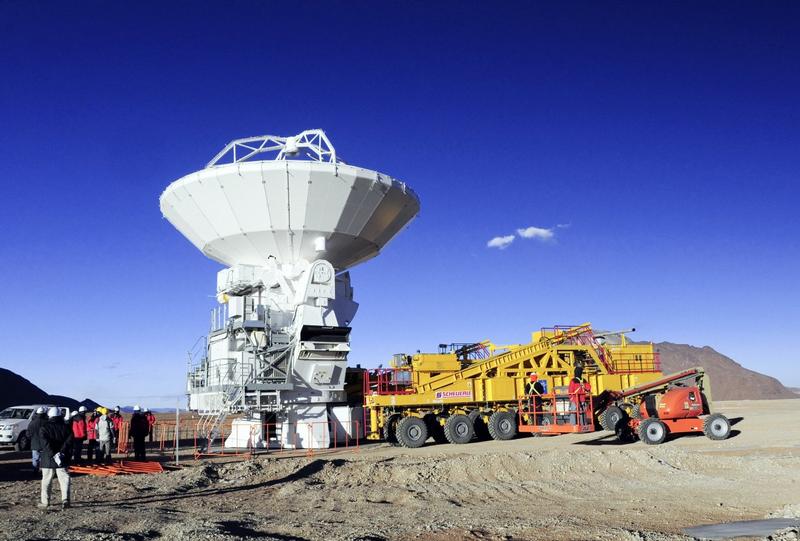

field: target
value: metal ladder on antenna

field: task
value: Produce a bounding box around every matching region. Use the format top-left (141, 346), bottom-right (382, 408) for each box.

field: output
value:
top-left (200, 384), bottom-right (245, 452)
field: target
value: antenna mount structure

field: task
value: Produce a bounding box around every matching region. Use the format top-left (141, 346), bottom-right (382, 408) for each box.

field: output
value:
top-left (206, 129), bottom-right (340, 168)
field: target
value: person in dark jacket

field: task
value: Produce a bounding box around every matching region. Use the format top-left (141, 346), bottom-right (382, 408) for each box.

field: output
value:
top-left (29, 407), bottom-right (47, 473)
top-left (39, 407), bottom-right (73, 510)
top-left (129, 405), bottom-right (149, 461)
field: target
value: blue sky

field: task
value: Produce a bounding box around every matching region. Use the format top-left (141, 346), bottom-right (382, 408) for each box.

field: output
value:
top-left (1, 1), bottom-right (798, 406)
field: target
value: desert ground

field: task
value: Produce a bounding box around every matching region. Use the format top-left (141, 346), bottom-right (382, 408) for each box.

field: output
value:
top-left (0, 399), bottom-right (798, 541)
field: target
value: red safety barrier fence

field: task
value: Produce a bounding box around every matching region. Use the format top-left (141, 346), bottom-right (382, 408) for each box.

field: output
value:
top-left (192, 420), bottom-right (362, 460)
top-left (193, 424), bottom-right (254, 459)
top-left (116, 422), bottom-right (130, 455)
top-left (69, 460), bottom-right (164, 477)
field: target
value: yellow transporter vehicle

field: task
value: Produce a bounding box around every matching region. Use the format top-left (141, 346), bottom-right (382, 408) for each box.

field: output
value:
top-left (363, 323), bottom-right (663, 448)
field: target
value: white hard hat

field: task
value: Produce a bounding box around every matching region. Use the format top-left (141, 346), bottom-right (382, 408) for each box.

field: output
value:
top-left (35, 407), bottom-right (45, 414)
top-left (70, 411), bottom-right (79, 417)
top-left (133, 405), bottom-right (141, 412)
top-left (114, 406), bottom-right (120, 412)
top-left (143, 408), bottom-right (149, 412)
top-left (47, 407), bottom-right (60, 418)
top-left (78, 406), bottom-right (87, 413)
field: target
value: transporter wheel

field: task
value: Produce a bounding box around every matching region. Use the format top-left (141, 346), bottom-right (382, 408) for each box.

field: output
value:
top-left (396, 416), bottom-right (428, 448)
top-left (14, 431), bottom-right (30, 452)
top-left (382, 415), bottom-right (400, 446)
top-left (487, 411), bottom-right (517, 441)
top-left (638, 419), bottom-right (668, 445)
top-left (600, 405), bottom-right (626, 432)
top-left (426, 415), bottom-right (448, 444)
top-left (703, 413), bottom-right (731, 441)
top-left (469, 410), bottom-right (490, 441)
top-left (444, 414), bottom-right (474, 444)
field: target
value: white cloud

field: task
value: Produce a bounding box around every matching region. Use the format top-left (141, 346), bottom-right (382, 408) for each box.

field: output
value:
top-left (516, 226), bottom-right (554, 240)
top-left (487, 235), bottom-right (515, 249)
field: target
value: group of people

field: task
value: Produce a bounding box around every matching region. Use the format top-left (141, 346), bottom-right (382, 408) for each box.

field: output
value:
top-left (65, 405), bottom-right (156, 464)
top-left (29, 404), bottom-right (157, 510)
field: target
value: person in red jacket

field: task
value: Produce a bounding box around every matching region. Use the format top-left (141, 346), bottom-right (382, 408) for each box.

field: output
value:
top-left (143, 408), bottom-right (156, 443)
top-left (108, 406), bottom-right (124, 442)
top-left (85, 411), bottom-right (99, 463)
top-left (568, 374), bottom-right (591, 425)
top-left (70, 409), bottom-right (88, 464)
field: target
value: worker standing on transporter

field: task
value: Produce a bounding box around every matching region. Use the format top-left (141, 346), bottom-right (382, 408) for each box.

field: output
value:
top-left (525, 373), bottom-right (546, 424)
top-left (29, 407), bottom-right (47, 474)
top-left (85, 411), bottom-right (98, 463)
top-left (108, 406), bottom-right (123, 442)
top-left (129, 406), bottom-right (149, 461)
top-left (95, 407), bottom-right (115, 464)
top-left (144, 408), bottom-right (156, 443)
top-left (70, 408), bottom-right (88, 464)
top-left (39, 407), bottom-right (73, 510)
top-left (568, 370), bottom-right (591, 425)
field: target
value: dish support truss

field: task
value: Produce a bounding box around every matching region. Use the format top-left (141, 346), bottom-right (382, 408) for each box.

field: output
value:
top-left (206, 129), bottom-right (340, 167)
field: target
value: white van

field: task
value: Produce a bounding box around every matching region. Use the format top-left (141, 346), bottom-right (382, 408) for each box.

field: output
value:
top-left (0, 405), bottom-right (70, 451)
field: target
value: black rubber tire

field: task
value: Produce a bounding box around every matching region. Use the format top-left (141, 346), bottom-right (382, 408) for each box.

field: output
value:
top-left (638, 419), bottom-right (668, 445)
top-left (600, 405), bottom-right (626, 431)
top-left (426, 415), bottom-right (448, 444)
top-left (382, 415), bottom-right (400, 446)
top-left (703, 413), bottom-right (731, 441)
top-left (396, 416), bottom-right (428, 448)
top-left (14, 431), bottom-right (29, 452)
top-left (444, 414), bottom-right (474, 444)
top-left (469, 410), bottom-right (490, 441)
top-left (487, 411), bottom-right (517, 441)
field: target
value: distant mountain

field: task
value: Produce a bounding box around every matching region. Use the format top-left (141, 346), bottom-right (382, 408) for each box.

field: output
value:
top-left (656, 342), bottom-right (797, 401)
top-left (0, 368), bottom-right (50, 409)
top-left (81, 399), bottom-right (103, 410)
top-left (0, 368), bottom-right (99, 411)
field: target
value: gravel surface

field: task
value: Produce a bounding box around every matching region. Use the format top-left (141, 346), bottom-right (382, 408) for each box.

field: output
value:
top-left (0, 399), bottom-right (797, 541)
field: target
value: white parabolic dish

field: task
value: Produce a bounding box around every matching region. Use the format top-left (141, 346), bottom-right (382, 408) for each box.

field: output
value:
top-left (160, 136), bottom-right (420, 271)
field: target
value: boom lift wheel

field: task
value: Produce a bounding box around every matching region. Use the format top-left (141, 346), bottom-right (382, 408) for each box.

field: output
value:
top-left (383, 414), bottom-right (401, 446)
top-left (600, 405), bottom-right (626, 432)
top-left (444, 414), bottom-right (474, 444)
top-left (703, 413), bottom-right (731, 441)
top-left (487, 411), bottom-right (517, 441)
top-left (638, 418), bottom-right (668, 445)
top-left (396, 416), bottom-right (428, 448)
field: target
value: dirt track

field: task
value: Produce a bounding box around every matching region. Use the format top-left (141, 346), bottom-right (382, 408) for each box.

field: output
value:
top-left (0, 399), bottom-right (798, 541)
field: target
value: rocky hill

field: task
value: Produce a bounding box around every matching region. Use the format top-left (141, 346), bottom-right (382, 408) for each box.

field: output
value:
top-left (0, 368), bottom-right (97, 411)
top-left (656, 342), bottom-right (797, 401)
